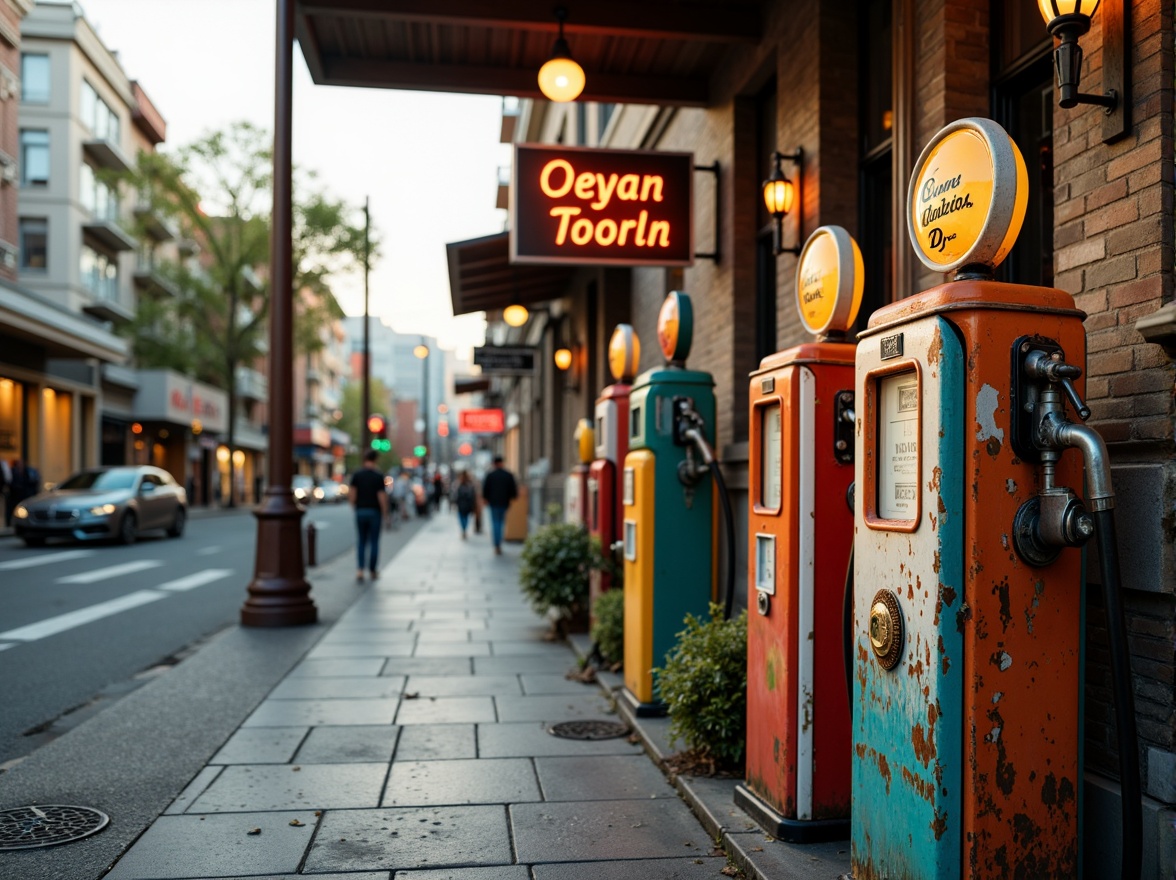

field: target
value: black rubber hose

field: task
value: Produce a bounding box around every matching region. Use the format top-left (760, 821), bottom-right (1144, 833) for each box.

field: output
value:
top-left (708, 460), bottom-right (737, 620)
top-left (843, 543), bottom-right (854, 709)
top-left (1092, 509), bottom-right (1141, 880)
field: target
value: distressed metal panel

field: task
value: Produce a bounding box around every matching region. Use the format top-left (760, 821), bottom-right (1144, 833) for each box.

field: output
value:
top-left (853, 316), bottom-right (965, 880)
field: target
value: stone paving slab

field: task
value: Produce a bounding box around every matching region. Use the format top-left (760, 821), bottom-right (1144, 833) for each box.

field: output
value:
top-left (104, 810), bottom-right (319, 879)
top-left (383, 758), bottom-right (541, 806)
top-left (188, 762), bottom-right (389, 812)
top-left (530, 857), bottom-right (728, 880)
top-left (210, 727), bottom-right (309, 765)
top-left (382, 657), bottom-right (474, 676)
top-left (294, 724), bottom-right (401, 764)
top-left (395, 723), bottom-right (478, 760)
top-left (535, 755), bottom-right (677, 801)
top-left (477, 722), bottom-right (645, 759)
top-left (393, 867), bottom-right (529, 880)
top-left (493, 694), bottom-right (617, 723)
top-left (511, 799), bottom-right (714, 863)
top-left (405, 674), bottom-right (523, 696)
top-left (519, 674), bottom-right (598, 695)
top-left (268, 675), bottom-right (406, 700)
top-left (474, 656), bottom-right (581, 675)
top-left (289, 658), bottom-right (388, 678)
top-left (308, 643), bottom-right (417, 659)
top-left (395, 696), bottom-right (497, 724)
top-left (304, 805), bottom-right (513, 873)
top-left (413, 642), bottom-right (493, 657)
top-left (243, 697), bottom-right (399, 727)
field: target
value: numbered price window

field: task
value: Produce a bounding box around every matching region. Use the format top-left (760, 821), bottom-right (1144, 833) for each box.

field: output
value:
top-left (759, 403), bottom-right (782, 511)
top-left (876, 371), bottom-right (920, 525)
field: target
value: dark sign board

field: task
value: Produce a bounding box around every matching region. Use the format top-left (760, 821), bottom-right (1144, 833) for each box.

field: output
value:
top-left (511, 144), bottom-right (694, 267)
top-left (473, 346), bottom-right (536, 374)
top-left (458, 408), bottom-right (506, 434)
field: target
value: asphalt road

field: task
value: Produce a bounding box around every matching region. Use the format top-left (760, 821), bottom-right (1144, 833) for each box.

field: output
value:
top-left (0, 501), bottom-right (421, 767)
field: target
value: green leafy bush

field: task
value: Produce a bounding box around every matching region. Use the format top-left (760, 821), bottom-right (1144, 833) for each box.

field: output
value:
top-left (518, 522), bottom-right (594, 620)
top-left (655, 604), bottom-right (748, 767)
top-left (591, 588), bottom-right (625, 665)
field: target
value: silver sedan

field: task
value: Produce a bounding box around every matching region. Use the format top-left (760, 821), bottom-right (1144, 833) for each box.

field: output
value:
top-left (13, 466), bottom-right (188, 547)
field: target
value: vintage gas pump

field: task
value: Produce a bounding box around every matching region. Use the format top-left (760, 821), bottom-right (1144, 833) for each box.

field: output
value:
top-left (852, 118), bottom-right (1139, 879)
top-left (565, 418), bottom-right (594, 526)
top-left (587, 325), bottom-right (640, 613)
top-left (622, 292), bottom-right (718, 715)
top-left (735, 226), bottom-right (863, 842)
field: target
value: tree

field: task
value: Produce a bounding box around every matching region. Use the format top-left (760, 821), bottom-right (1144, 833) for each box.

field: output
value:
top-left (121, 121), bottom-right (372, 506)
top-left (340, 379), bottom-right (399, 473)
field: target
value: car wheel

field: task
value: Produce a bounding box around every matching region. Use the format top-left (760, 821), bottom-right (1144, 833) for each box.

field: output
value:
top-left (23, 537), bottom-right (45, 548)
top-left (166, 507), bottom-right (186, 538)
top-left (119, 511), bottom-right (138, 545)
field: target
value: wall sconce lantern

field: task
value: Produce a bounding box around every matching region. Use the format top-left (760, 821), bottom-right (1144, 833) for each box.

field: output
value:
top-left (503, 304), bottom-right (530, 327)
top-left (762, 149), bottom-right (804, 256)
top-left (538, 8), bottom-right (585, 103)
top-left (1038, 0), bottom-right (1130, 142)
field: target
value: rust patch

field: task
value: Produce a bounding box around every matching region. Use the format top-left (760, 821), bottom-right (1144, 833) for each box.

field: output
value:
top-left (933, 550), bottom-right (942, 574)
top-left (928, 466), bottom-right (942, 492)
top-left (956, 602), bottom-right (972, 633)
top-left (993, 578), bottom-right (1012, 632)
top-left (927, 327), bottom-right (944, 366)
top-left (931, 807), bottom-right (949, 840)
top-left (942, 585), bottom-right (957, 607)
top-left (911, 723), bottom-right (936, 767)
top-left (877, 753), bottom-right (892, 792)
top-left (985, 435), bottom-right (1001, 458)
top-left (901, 765), bottom-right (935, 803)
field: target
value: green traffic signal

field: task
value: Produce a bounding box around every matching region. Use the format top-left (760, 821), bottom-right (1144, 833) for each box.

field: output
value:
top-left (413, 445), bottom-right (427, 457)
top-left (370, 438), bottom-right (391, 452)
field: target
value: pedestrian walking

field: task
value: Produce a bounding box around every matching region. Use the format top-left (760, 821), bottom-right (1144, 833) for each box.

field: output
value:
top-left (431, 472), bottom-right (445, 513)
top-left (481, 455), bottom-right (517, 556)
top-left (349, 450), bottom-right (388, 582)
top-left (453, 470), bottom-right (477, 539)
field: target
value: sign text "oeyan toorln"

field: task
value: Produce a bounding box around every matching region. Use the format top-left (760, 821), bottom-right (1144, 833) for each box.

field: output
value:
top-left (510, 145), bottom-right (694, 267)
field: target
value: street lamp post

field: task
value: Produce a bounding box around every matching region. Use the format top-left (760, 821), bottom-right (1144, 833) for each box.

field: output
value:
top-left (414, 341), bottom-right (430, 469)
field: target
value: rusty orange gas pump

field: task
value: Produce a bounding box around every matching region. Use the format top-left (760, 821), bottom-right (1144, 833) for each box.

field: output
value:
top-left (736, 226), bottom-right (863, 842)
top-left (851, 118), bottom-right (1140, 879)
top-left (565, 418), bottom-right (594, 526)
top-left (587, 325), bottom-right (639, 614)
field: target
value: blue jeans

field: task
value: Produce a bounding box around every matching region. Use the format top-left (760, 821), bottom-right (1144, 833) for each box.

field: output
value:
top-left (489, 505), bottom-right (507, 548)
top-left (355, 508), bottom-right (382, 571)
top-left (458, 510), bottom-right (471, 533)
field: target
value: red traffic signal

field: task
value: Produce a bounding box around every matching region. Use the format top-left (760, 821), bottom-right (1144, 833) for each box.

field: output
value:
top-left (367, 414), bottom-right (386, 435)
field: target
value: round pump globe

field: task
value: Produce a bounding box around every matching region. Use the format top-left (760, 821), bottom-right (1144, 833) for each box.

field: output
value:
top-left (538, 55), bottom-right (585, 102)
top-left (1038, 0), bottom-right (1099, 24)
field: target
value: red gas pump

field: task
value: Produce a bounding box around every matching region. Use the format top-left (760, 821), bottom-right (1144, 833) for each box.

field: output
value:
top-left (736, 226), bottom-right (863, 842)
top-left (588, 325), bottom-right (639, 614)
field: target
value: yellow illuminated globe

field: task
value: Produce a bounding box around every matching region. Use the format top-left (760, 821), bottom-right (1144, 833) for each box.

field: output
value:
top-left (538, 55), bottom-right (585, 103)
top-left (503, 304), bottom-right (529, 327)
top-left (1038, 0), bottom-right (1099, 24)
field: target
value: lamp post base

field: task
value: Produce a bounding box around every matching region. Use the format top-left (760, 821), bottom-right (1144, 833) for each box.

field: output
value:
top-left (241, 488), bottom-right (317, 627)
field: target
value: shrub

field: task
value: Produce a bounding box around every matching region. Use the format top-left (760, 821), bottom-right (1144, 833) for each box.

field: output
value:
top-left (591, 588), bottom-right (625, 665)
top-left (518, 522), bottom-right (593, 620)
top-left (655, 604), bottom-right (748, 768)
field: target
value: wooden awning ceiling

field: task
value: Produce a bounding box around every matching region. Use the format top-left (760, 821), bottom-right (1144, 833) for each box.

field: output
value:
top-left (447, 231), bottom-right (573, 316)
top-left (294, 0), bottom-right (764, 107)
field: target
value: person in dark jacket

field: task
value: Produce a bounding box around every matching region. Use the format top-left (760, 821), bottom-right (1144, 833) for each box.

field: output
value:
top-left (349, 450), bottom-right (388, 582)
top-left (481, 455), bottom-right (517, 555)
top-left (453, 470), bottom-right (477, 539)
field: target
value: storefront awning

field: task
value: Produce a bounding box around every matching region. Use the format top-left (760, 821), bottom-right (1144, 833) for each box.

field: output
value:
top-left (447, 231), bottom-right (574, 317)
top-left (294, 1), bottom-right (762, 107)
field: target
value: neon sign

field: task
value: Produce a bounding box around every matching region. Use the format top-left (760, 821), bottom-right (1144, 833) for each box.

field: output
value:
top-left (511, 145), bottom-right (694, 267)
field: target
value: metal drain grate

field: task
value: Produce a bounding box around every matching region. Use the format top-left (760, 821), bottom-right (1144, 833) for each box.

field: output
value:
top-left (0, 805), bottom-right (110, 850)
top-left (548, 720), bottom-right (630, 740)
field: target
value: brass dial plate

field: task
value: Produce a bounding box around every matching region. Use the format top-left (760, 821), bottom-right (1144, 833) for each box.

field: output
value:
top-left (869, 589), bottom-right (903, 670)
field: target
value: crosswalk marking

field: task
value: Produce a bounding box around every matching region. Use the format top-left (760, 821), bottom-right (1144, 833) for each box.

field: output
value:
top-left (195, 546), bottom-right (221, 556)
top-left (0, 549), bottom-right (96, 572)
top-left (0, 590), bottom-right (167, 641)
top-left (56, 560), bottom-right (164, 584)
top-left (157, 569), bottom-right (233, 592)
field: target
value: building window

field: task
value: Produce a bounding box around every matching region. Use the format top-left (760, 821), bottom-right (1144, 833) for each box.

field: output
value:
top-left (80, 162), bottom-right (120, 221)
top-left (19, 218), bottom-right (47, 269)
top-left (858, 0), bottom-right (894, 319)
top-left (20, 53), bottom-right (49, 103)
top-left (80, 79), bottom-right (120, 143)
top-left (80, 243), bottom-right (118, 301)
top-left (20, 129), bottom-right (49, 187)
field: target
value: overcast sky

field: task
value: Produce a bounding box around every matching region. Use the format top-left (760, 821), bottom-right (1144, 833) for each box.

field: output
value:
top-left (80, 0), bottom-right (509, 353)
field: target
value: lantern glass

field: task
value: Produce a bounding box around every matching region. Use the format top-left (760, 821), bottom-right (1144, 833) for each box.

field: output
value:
top-left (538, 54), bottom-right (585, 102)
top-left (413, 344), bottom-right (429, 359)
top-left (554, 347), bottom-right (573, 370)
top-left (762, 176), bottom-right (795, 216)
top-left (1037, 0), bottom-right (1099, 25)
top-left (503, 304), bottom-right (529, 327)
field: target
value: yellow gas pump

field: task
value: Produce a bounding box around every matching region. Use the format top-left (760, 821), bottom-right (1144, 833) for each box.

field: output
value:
top-left (851, 118), bottom-right (1140, 879)
top-left (565, 419), bottom-right (594, 525)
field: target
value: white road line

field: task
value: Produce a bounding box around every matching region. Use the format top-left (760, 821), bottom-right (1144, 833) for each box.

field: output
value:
top-left (0, 549), bottom-right (96, 571)
top-left (56, 560), bottom-right (164, 584)
top-left (157, 569), bottom-right (234, 592)
top-left (0, 590), bottom-right (166, 642)
top-left (195, 546), bottom-right (221, 556)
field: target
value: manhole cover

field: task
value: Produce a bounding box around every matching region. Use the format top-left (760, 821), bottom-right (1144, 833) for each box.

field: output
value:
top-left (548, 720), bottom-right (630, 740)
top-left (0, 805), bottom-right (110, 850)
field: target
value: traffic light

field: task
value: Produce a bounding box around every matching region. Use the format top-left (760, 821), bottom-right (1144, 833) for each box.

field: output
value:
top-left (368, 414), bottom-right (390, 452)
top-left (413, 444), bottom-right (427, 457)
top-left (437, 422), bottom-right (450, 438)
